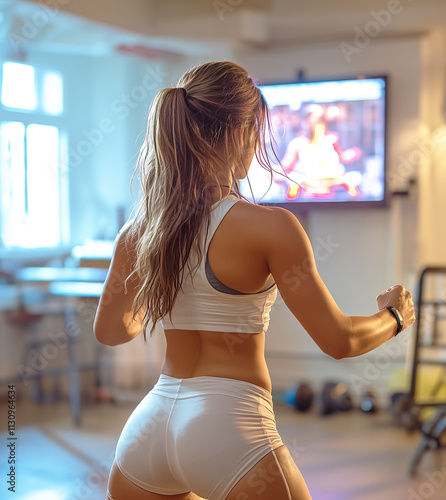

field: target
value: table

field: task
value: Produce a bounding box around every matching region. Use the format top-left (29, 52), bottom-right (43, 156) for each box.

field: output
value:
top-left (5, 267), bottom-right (108, 426)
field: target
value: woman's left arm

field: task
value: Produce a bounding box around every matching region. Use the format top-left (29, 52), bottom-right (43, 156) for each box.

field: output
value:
top-left (94, 223), bottom-right (145, 346)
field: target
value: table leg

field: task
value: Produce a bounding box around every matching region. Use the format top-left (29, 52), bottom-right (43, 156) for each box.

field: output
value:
top-left (63, 305), bottom-right (81, 426)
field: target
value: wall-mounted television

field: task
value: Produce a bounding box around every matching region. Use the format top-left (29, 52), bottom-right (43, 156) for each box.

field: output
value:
top-left (241, 76), bottom-right (388, 210)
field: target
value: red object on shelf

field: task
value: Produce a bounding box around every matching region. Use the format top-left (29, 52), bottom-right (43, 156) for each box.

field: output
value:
top-left (115, 44), bottom-right (181, 60)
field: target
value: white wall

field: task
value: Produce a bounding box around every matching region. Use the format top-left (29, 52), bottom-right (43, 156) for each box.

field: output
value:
top-left (63, 54), bottom-right (170, 243)
top-left (419, 31), bottom-right (446, 265)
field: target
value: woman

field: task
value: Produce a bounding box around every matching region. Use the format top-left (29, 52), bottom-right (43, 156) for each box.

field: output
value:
top-left (94, 61), bottom-right (415, 500)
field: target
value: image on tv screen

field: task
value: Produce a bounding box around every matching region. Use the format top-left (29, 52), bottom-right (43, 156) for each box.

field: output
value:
top-left (240, 77), bottom-right (387, 206)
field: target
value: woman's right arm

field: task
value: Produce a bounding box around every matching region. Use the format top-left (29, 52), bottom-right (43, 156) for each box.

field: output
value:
top-left (262, 207), bottom-right (416, 359)
top-left (94, 223), bottom-right (145, 346)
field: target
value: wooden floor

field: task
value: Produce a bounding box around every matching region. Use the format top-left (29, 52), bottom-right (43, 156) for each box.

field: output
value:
top-left (1, 396), bottom-right (445, 500)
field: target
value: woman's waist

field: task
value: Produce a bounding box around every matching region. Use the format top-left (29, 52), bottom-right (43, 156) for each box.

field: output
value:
top-left (161, 329), bottom-right (271, 391)
top-left (163, 328), bottom-right (266, 355)
top-left (160, 363), bottom-right (272, 394)
top-left (153, 372), bottom-right (273, 403)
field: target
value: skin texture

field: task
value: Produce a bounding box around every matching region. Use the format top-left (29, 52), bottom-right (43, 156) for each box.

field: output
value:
top-left (95, 141), bottom-right (416, 500)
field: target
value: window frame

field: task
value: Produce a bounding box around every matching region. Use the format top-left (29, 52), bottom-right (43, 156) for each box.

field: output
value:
top-left (0, 59), bottom-right (70, 254)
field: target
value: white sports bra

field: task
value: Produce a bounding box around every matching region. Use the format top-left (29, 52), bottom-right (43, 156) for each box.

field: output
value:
top-left (160, 195), bottom-right (277, 334)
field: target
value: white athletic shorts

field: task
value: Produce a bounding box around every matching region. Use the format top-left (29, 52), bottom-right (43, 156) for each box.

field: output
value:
top-left (114, 374), bottom-right (284, 499)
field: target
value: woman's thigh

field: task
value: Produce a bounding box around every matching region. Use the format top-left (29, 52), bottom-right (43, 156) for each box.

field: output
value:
top-left (226, 445), bottom-right (312, 500)
top-left (107, 461), bottom-right (204, 500)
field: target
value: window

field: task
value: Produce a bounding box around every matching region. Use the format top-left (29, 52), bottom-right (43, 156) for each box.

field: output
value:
top-left (1, 62), bottom-right (63, 115)
top-left (0, 61), bottom-right (67, 249)
top-left (1, 62), bottom-right (37, 111)
top-left (42, 72), bottom-right (64, 116)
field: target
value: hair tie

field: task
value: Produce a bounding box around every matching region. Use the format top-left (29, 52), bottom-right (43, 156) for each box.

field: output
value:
top-left (181, 87), bottom-right (188, 100)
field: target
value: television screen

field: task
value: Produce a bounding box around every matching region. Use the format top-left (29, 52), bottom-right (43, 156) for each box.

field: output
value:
top-left (240, 76), bottom-right (388, 209)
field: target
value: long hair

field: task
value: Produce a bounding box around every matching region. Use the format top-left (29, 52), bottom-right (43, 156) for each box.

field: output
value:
top-left (127, 61), bottom-right (277, 337)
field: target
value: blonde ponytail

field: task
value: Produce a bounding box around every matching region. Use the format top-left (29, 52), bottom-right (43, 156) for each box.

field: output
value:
top-left (127, 61), bottom-right (276, 337)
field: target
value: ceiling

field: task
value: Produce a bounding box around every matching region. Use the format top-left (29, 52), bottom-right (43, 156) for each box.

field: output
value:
top-left (1, 0), bottom-right (446, 59)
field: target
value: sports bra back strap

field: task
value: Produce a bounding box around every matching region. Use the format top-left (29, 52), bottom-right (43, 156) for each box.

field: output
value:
top-left (205, 195), bottom-right (241, 247)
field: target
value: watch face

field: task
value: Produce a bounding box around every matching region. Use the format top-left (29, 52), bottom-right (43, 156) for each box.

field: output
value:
top-left (396, 309), bottom-right (403, 322)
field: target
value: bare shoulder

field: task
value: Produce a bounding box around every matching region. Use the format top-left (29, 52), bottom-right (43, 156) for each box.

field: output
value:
top-left (225, 201), bottom-right (311, 264)
top-left (233, 201), bottom-right (305, 240)
top-left (234, 199), bottom-right (294, 220)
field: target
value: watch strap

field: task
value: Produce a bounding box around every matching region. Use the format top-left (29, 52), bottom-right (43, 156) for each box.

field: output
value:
top-left (386, 306), bottom-right (403, 336)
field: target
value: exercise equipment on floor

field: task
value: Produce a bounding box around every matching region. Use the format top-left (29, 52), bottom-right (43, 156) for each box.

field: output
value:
top-left (360, 390), bottom-right (378, 414)
top-left (320, 382), bottom-right (353, 415)
top-left (409, 406), bottom-right (446, 476)
top-left (391, 391), bottom-right (420, 429)
top-left (397, 267), bottom-right (446, 475)
top-left (285, 382), bottom-right (314, 412)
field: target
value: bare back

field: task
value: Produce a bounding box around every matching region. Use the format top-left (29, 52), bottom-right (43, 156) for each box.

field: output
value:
top-left (161, 201), bottom-right (277, 392)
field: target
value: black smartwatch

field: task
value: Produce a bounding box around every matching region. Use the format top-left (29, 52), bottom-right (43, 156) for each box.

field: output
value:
top-left (386, 306), bottom-right (403, 336)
